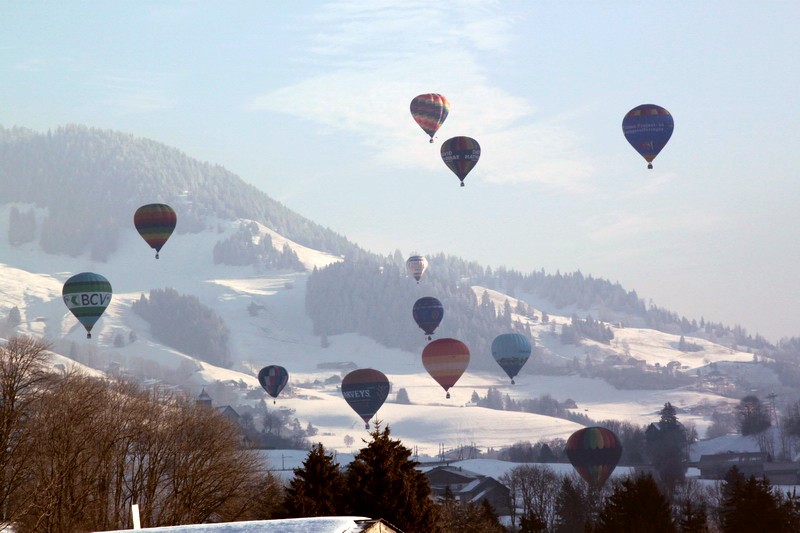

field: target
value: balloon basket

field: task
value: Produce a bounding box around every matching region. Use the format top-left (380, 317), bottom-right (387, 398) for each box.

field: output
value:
top-left (86, 333), bottom-right (91, 339)
top-left (460, 182), bottom-right (465, 187)
top-left (511, 379), bottom-right (515, 385)
top-left (155, 253), bottom-right (160, 259)
top-left (365, 423), bottom-right (370, 430)
top-left (647, 163), bottom-right (653, 169)
top-left (446, 392), bottom-right (450, 399)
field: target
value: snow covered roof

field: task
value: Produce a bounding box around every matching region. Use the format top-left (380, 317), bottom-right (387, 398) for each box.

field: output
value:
top-left (99, 516), bottom-right (375, 533)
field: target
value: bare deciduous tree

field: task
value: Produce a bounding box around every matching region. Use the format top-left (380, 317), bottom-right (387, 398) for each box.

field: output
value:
top-left (500, 464), bottom-right (561, 531)
top-left (7, 361), bottom-right (270, 532)
top-left (0, 336), bottom-right (52, 525)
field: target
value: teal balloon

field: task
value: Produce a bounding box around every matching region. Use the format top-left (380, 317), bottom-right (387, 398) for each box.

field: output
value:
top-left (62, 272), bottom-right (112, 339)
top-left (491, 333), bottom-right (531, 384)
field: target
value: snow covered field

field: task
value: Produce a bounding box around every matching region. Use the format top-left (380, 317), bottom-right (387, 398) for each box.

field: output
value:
top-left (0, 207), bottom-right (769, 456)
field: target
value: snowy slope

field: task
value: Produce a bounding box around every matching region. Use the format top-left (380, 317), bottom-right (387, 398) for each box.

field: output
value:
top-left (0, 205), bottom-right (768, 455)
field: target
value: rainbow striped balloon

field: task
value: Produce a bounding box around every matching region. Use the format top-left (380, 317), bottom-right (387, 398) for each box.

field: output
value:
top-left (410, 93), bottom-right (450, 142)
top-left (565, 426), bottom-right (623, 489)
top-left (134, 203), bottom-right (177, 259)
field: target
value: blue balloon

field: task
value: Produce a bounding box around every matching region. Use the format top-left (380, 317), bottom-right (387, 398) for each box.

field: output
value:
top-left (491, 333), bottom-right (532, 384)
top-left (413, 297), bottom-right (443, 340)
top-left (341, 369), bottom-right (391, 429)
top-left (622, 104), bottom-right (674, 169)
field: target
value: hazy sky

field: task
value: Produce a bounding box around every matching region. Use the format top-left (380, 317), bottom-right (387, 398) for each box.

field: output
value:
top-left (2, 1), bottom-right (799, 341)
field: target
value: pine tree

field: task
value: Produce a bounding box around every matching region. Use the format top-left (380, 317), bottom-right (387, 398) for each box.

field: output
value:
top-left (554, 476), bottom-right (589, 533)
top-left (678, 498), bottom-right (709, 532)
top-left (595, 474), bottom-right (676, 533)
top-left (720, 466), bottom-right (786, 532)
top-left (519, 511), bottom-right (547, 532)
top-left (6, 307), bottom-right (21, 328)
top-left (538, 443), bottom-right (556, 463)
top-left (645, 402), bottom-right (687, 493)
top-left (345, 423), bottom-right (439, 532)
top-left (283, 443), bottom-right (346, 517)
top-left (395, 388), bottom-right (410, 404)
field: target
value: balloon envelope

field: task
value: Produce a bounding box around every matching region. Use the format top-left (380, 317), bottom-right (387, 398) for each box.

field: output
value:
top-left (410, 93), bottom-right (450, 142)
top-left (62, 272), bottom-right (112, 339)
top-left (622, 104), bottom-right (674, 169)
top-left (566, 427), bottom-right (623, 489)
top-left (406, 255), bottom-right (428, 282)
top-left (134, 203), bottom-right (177, 258)
top-left (422, 338), bottom-right (470, 398)
top-left (440, 136), bottom-right (480, 186)
top-left (491, 333), bottom-right (532, 383)
top-left (413, 297), bottom-right (443, 338)
top-left (341, 369), bottom-right (390, 428)
top-left (258, 365), bottom-right (289, 399)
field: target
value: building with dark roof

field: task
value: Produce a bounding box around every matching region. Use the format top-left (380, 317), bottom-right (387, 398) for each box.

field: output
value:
top-left (424, 465), bottom-right (510, 514)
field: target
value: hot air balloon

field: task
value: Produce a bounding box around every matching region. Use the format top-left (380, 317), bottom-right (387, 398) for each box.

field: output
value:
top-left (410, 93), bottom-right (450, 143)
top-left (413, 297), bottom-right (443, 340)
top-left (62, 272), bottom-right (112, 339)
top-left (258, 365), bottom-right (289, 403)
top-left (406, 255), bottom-right (428, 283)
top-left (441, 136), bottom-right (480, 186)
top-left (622, 104), bottom-right (674, 169)
top-left (422, 338), bottom-right (469, 399)
top-left (491, 333), bottom-right (532, 384)
top-left (341, 368), bottom-right (391, 429)
top-left (566, 427), bottom-right (623, 489)
top-left (134, 203), bottom-right (177, 259)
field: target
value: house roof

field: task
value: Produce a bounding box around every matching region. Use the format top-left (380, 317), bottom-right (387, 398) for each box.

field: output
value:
top-left (99, 516), bottom-right (382, 533)
top-left (698, 451), bottom-right (769, 465)
top-left (425, 465), bottom-right (483, 482)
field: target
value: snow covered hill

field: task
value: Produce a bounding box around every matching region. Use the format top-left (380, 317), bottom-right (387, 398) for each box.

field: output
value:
top-left (0, 204), bottom-right (770, 456)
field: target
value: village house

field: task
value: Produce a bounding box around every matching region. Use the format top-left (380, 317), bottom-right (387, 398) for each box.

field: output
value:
top-left (424, 465), bottom-right (510, 514)
top-left (697, 452), bottom-right (800, 485)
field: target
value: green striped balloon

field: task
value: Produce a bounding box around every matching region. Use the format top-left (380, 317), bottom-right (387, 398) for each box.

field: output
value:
top-left (62, 272), bottom-right (112, 339)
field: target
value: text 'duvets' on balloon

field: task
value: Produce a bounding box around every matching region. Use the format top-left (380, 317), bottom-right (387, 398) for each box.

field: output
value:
top-left (341, 369), bottom-right (390, 429)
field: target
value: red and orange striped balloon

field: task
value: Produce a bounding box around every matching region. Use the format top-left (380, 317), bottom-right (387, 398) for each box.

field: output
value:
top-left (422, 338), bottom-right (470, 399)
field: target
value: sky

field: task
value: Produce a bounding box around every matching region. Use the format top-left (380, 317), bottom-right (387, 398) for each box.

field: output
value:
top-left (2, 1), bottom-right (800, 342)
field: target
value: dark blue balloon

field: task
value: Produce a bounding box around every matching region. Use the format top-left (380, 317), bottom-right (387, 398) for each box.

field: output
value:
top-left (622, 104), bottom-right (674, 169)
top-left (413, 297), bottom-right (443, 339)
top-left (341, 369), bottom-right (391, 429)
